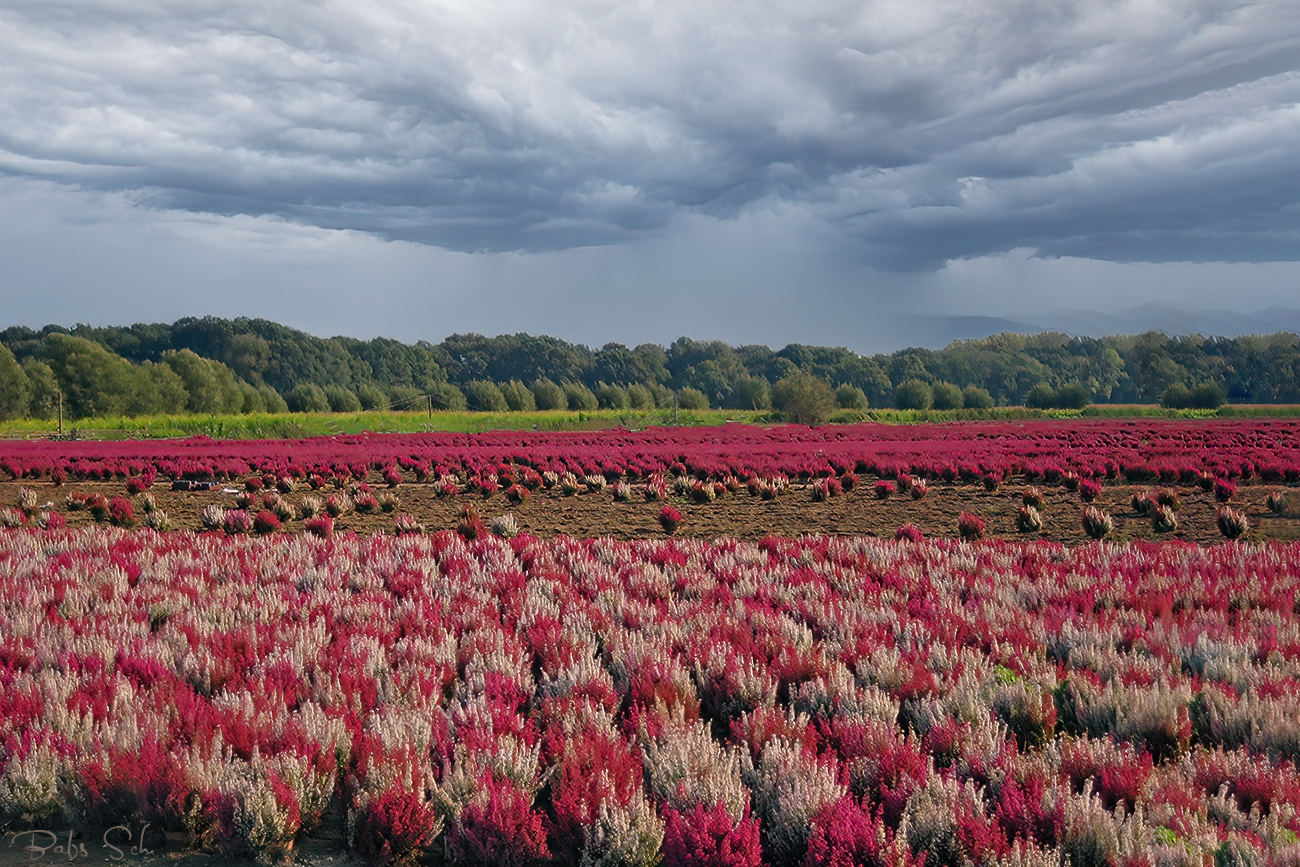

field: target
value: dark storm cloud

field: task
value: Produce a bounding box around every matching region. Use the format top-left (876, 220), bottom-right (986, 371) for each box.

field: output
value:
top-left (1, 0), bottom-right (1297, 265)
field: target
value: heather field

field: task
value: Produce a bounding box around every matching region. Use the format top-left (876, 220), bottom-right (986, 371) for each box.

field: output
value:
top-left (3, 420), bottom-right (1300, 867)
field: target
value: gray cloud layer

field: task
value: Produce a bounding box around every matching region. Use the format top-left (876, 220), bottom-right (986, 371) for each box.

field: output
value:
top-left (2, 0), bottom-right (1298, 268)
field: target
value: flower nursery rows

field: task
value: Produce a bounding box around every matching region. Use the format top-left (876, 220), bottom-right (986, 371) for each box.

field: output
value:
top-left (4, 527), bottom-right (1300, 866)
top-left (6, 418), bottom-right (1300, 485)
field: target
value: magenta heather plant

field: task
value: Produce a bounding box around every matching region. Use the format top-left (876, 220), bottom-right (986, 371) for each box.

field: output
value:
top-left (304, 514), bottom-right (333, 538)
top-left (875, 480), bottom-right (895, 499)
top-left (957, 512), bottom-right (985, 541)
top-left (222, 509), bottom-right (251, 535)
top-left (1214, 478), bottom-right (1237, 502)
top-left (803, 797), bottom-right (923, 867)
top-left (659, 505), bottom-right (684, 535)
top-left (252, 510), bottom-right (281, 534)
top-left (1078, 477), bottom-right (1102, 502)
top-left (349, 787), bottom-right (442, 867)
top-left (894, 523), bottom-right (924, 543)
top-left (661, 801), bottom-right (762, 867)
top-left (108, 495), bottom-right (135, 527)
top-left (453, 777), bottom-right (550, 867)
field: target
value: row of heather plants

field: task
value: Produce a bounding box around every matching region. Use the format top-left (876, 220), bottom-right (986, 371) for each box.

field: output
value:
top-left (4, 527), bottom-right (1300, 865)
top-left (3, 419), bottom-right (1300, 487)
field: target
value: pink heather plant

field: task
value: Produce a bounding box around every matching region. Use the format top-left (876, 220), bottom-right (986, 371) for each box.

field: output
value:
top-left (223, 509), bottom-right (251, 535)
top-left (659, 505), bottom-right (684, 535)
top-left (1214, 478), bottom-right (1237, 502)
top-left (957, 512), bottom-right (985, 541)
top-left (894, 524), bottom-right (924, 543)
top-left (108, 495), bottom-right (135, 527)
top-left (304, 514), bottom-right (333, 537)
top-left (452, 776), bottom-right (550, 867)
top-left (349, 787), bottom-right (442, 867)
top-left (661, 801), bottom-right (762, 867)
top-left (252, 509), bottom-right (281, 534)
top-left (1078, 477), bottom-right (1102, 502)
top-left (875, 480), bottom-right (895, 499)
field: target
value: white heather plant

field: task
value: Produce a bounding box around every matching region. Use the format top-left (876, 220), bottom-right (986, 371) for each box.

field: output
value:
top-left (491, 512), bottom-right (519, 538)
top-left (200, 504), bottom-right (225, 530)
top-left (579, 796), bottom-right (666, 867)
top-left (642, 715), bottom-right (749, 822)
top-left (297, 495), bottom-right (324, 519)
top-left (741, 737), bottom-right (844, 865)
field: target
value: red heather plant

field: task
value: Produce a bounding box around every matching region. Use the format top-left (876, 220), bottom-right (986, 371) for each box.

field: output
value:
top-left (839, 472), bottom-right (857, 491)
top-left (87, 492), bottom-right (110, 521)
top-left (1214, 478), bottom-right (1237, 502)
top-left (661, 801), bottom-right (762, 867)
top-left (659, 505), bottom-right (683, 535)
top-left (125, 476), bottom-right (150, 495)
top-left (982, 472), bottom-right (1001, 491)
top-left (505, 483), bottom-right (529, 504)
top-left (957, 512), bottom-right (985, 541)
top-left (894, 523), bottom-right (924, 542)
top-left (875, 480), bottom-right (895, 499)
top-left (353, 491), bottom-right (380, 513)
top-left (245, 476), bottom-right (264, 492)
top-left (453, 776), bottom-right (550, 867)
top-left (304, 514), bottom-right (333, 538)
top-left (382, 466), bottom-right (403, 489)
top-left (1078, 477), bottom-right (1102, 502)
top-left (108, 495), bottom-right (135, 527)
top-left (349, 787), bottom-right (443, 867)
top-left (252, 510), bottom-right (281, 534)
top-left (802, 797), bottom-right (923, 867)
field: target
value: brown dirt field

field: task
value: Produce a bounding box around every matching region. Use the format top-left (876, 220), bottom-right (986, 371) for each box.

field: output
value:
top-left (10, 476), bottom-right (1299, 546)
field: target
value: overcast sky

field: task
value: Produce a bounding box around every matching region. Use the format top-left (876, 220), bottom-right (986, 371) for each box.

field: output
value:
top-left (2, 0), bottom-right (1298, 353)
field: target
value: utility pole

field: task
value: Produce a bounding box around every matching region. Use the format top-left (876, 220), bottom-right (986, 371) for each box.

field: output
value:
top-left (58, 391), bottom-right (63, 438)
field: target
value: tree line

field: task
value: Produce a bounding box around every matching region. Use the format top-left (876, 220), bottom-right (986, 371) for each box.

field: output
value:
top-left (1, 317), bottom-right (1298, 420)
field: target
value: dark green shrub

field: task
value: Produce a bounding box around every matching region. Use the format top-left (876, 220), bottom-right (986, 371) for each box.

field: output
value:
top-left (895, 380), bottom-right (933, 410)
top-left (962, 385), bottom-right (994, 409)
top-left (734, 376), bottom-right (771, 410)
top-left (286, 383), bottom-right (330, 413)
top-left (465, 380), bottom-right (508, 412)
top-left (772, 372), bottom-right (836, 425)
top-left (500, 380), bottom-right (536, 411)
top-left (834, 383), bottom-right (868, 410)
top-left (563, 381), bottom-right (598, 411)
top-left (931, 381), bottom-right (963, 410)
top-left (530, 378), bottom-right (566, 410)
top-left (676, 387), bottom-right (709, 410)
top-left (324, 385), bottom-right (362, 413)
top-left (595, 382), bottom-right (630, 409)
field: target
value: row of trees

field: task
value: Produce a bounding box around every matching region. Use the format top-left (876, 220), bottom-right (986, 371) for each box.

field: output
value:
top-left (2, 317), bottom-right (1296, 420)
